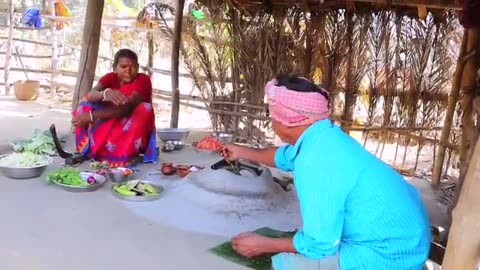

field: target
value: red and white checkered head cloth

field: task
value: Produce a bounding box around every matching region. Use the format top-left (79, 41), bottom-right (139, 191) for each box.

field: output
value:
top-left (265, 79), bottom-right (330, 127)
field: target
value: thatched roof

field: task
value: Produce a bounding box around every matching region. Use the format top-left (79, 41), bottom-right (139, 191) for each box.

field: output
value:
top-left (225, 0), bottom-right (461, 12)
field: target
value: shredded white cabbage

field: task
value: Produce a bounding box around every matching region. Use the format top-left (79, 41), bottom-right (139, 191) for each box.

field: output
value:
top-left (0, 152), bottom-right (50, 168)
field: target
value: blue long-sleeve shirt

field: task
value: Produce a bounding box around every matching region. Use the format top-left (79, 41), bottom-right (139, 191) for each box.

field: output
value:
top-left (274, 119), bottom-right (431, 270)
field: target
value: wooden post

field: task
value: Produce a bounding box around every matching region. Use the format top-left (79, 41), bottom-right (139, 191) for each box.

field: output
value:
top-left (50, 0), bottom-right (59, 96)
top-left (447, 27), bottom-right (480, 223)
top-left (4, 0), bottom-right (14, 95)
top-left (431, 30), bottom-right (468, 186)
top-left (341, 11), bottom-right (354, 133)
top-left (147, 30), bottom-right (154, 77)
top-left (458, 27), bottom-right (480, 182)
top-left (442, 134), bottom-right (480, 270)
top-left (169, 0), bottom-right (185, 128)
top-left (71, 0), bottom-right (105, 111)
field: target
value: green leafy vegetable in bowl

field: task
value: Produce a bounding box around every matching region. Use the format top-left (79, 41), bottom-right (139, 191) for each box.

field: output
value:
top-left (0, 152), bottom-right (50, 168)
top-left (11, 129), bottom-right (56, 155)
top-left (45, 167), bottom-right (89, 186)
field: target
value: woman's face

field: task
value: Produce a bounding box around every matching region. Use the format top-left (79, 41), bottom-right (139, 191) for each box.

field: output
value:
top-left (115, 57), bottom-right (138, 83)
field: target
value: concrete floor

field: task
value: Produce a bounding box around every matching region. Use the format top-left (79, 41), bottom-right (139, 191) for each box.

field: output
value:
top-left (0, 162), bottom-right (245, 270)
top-left (0, 97), bottom-right (244, 270)
top-left (0, 97), bottom-right (448, 270)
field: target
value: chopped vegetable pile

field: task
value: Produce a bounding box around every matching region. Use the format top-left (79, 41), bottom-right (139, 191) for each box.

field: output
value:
top-left (90, 161), bottom-right (110, 170)
top-left (90, 161), bottom-right (132, 177)
top-left (0, 152), bottom-right (50, 168)
top-left (90, 161), bottom-right (111, 176)
top-left (11, 129), bottom-right (55, 155)
top-left (45, 167), bottom-right (96, 186)
top-left (113, 180), bottom-right (159, 197)
top-left (193, 136), bottom-right (224, 151)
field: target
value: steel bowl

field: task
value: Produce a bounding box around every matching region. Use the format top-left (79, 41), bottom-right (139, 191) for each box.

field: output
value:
top-left (52, 172), bottom-right (106, 192)
top-left (156, 128), bottom-right (190, 143)
top-left (0, 156), bottom-right (53, 179)
top-left (111, 181), bottom-right (164, 202)
top-left (165, 140), bottom-right (185, 150)
top-left (213, 132), bottom-right (234, 144)
top-left (107, 167), bottom-right (133, 183)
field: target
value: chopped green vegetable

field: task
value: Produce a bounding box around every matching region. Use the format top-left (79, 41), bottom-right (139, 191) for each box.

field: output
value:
top-left (114, 185), bottom-right (136, 196)
top-left (11, 129), bottom-right (55, 155)
top-left (210, 227), bottom-right (297, 270)
top-left (113, 181), bottom-right (159, 197)
top-left (0, 152), bottom-right (50, 168)
top-left (90, 161), bottom-right (110, 170)
top-left (45, 167), bottom-right (88, 186)
top-left (143, 183), bottom-right (156, 194)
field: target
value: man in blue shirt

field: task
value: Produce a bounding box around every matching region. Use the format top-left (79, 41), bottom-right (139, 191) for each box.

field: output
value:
top-left (223, 74), bottom-right (431, 270)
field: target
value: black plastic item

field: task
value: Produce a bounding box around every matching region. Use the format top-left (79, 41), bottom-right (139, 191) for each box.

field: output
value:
top-left (49, 124), bottom-right (88, 165)
top-left (210, 159), bottom-right (262, 176)
top-left (210, 159), bottom-right (230, 170)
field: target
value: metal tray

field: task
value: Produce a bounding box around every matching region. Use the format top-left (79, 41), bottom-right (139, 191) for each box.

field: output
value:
top-left (111, 181), bottom-right (164, 202)
top-left (53, 172), bottom-right (106, 192)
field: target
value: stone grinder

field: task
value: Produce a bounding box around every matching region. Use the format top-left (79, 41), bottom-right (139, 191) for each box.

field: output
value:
top-left (210, 158), bottom-right (263, 176)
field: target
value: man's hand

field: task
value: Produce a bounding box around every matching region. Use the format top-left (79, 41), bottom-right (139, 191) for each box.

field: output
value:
top-left (221, 144), bottom-right (278, 168)
top-left (72, 113), bottom-right (91, 127)
top-left (231, 232), bottom-right (273, 257)
top-left (104, 89), bottom-right (128, 105)
top-left (221, 144), bottom-right (248, 161)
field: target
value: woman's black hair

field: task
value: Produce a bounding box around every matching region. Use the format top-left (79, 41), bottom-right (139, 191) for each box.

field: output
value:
top-left (275, 73), bottom-right (329, 102)
top-left (113, 49), bottom-right (139, 69)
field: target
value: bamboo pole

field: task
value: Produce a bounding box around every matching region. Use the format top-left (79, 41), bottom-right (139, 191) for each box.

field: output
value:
top-left (147, 30), bottom-right (154, 77)
top-left (49, 0), bottom-right (59, 96)
top-left (169, 0), bottom-right (185, 128)
top-left (4, 0), bottom-right (14, 95)
top-left (442, 134), bottom-right (480, 270)
top-left (431, 30), bottom-right (468, 187)
top-left (0, 50), bottom-right (74, 58)
top-left (71, 0), bottom-right (105, 110)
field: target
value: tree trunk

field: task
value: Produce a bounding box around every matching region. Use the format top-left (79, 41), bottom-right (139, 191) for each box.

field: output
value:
top-left (442, 134), bottom-right (480, 270)
top-left (431, 30), bottom-right (468, 186)
top-left (71, 0), bottom-right (105, 111)
top-left (4, 0), bottom-right (14, 96)
top-left (170, 0), bottom-right (185, 128)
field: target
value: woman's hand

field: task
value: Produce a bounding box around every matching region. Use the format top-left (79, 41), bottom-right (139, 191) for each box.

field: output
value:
top-left (232, 232), bottom-right (273, 257)
top-left (221, 144), bottom-right (248, 161)
top-left (72, 113), bottom-right (91, 127)
top-left (104, 89), bottom-right (128, 105)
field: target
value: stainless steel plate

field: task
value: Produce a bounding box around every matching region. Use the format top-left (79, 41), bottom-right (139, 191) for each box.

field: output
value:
top-left (53, 172), bottom-right (106, 192)
top-left (111, 181), bottom-right (164, 202)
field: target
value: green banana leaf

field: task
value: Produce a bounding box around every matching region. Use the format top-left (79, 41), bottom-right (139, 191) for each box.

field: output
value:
top-left (209, 227), bottom-right (296, 270)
